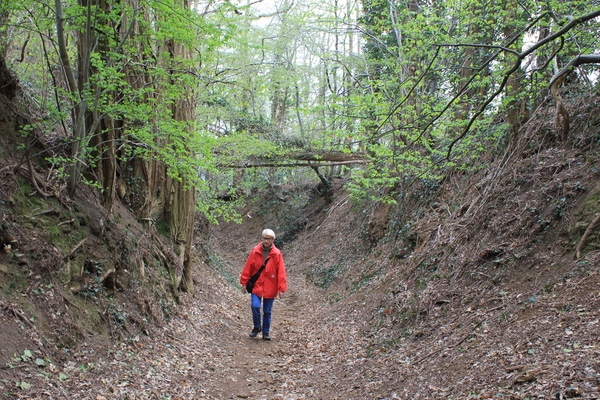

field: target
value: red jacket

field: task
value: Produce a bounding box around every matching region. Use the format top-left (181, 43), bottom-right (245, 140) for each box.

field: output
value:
top-left (240, 243), bottom-right (287, 298)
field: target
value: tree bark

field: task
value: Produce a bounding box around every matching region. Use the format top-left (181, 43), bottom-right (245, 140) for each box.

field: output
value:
top-left (160, 31), bottom-right (197, 295)
top-left (55, 0), bottom-right (87, 194)
top-left (549, 54), bottom-right (600, 140)
top-left (0, 54), bottom-right (17, 100)
top-left (0, 6), bottom-right (17, 100)
top-left (502, 0), bottom-right (526, 146)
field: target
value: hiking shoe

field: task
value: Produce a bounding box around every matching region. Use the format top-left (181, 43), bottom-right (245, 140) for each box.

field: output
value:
top-left (249, 327), bottom-right (262, 338)
top-left (262, 332), bottom-right (271, 341)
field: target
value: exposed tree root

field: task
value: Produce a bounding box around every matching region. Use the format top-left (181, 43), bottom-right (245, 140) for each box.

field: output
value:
top-left (575, 212), bottom-right (600, 259)
top-left (549, 54), bottom-right (600, 140)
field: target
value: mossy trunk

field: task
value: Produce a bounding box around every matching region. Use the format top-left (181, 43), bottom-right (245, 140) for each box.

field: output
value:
top-left (161, 30), bottom-right (196, 295)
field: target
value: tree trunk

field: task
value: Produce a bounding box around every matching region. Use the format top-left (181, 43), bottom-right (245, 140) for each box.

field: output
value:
top-left (502, 0), bottom-right (526, 146)
top-left (0, 54), bottom-right (17, 100)
top-left (161, 33), bottom-right (197, 295)
top-left (0, 8), bottom-right (17, 100)
top-left (55, 0), bottom-right (87, 194)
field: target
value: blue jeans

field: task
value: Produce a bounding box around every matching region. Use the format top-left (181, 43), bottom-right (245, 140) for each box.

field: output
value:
top-left (251, 293), bottom-right (274, 334)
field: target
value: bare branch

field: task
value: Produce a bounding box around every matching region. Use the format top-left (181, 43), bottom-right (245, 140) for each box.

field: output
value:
top-left (220, 160), bottom-right (371, 168)
top-left (521, 10), bottom-right (600, 58)
top-left (424, 11), bottom-right (554, 154)
top-left (444, 9), bottom-right (600, 157)
top-left (549, 54), bottom-right (600, 140)
top-left (435, 42), bottom-right (520, 56)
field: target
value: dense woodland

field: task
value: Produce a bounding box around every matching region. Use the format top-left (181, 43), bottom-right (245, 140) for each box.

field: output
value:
top-left (0, 0), bottom-right (600, 398)
top-left (1, 0), bottom-right (598, 260)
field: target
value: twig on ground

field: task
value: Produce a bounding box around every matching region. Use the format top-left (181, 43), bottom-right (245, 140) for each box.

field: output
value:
top-left (1, 302), bottom-right (37, 330)
top-left (67, 238), bottom-right (87, 259)
top-left (575, 212), bottom-right (600, 259)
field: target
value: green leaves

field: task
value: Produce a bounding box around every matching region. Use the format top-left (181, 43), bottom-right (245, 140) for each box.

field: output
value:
top-left (6, 0), bottom-right (599, 211)
top-left (19, 349), bottom-right (33, 362)
top-left (34, 358), bottom-right (47, 366)
top-left (15, 381), bottom-right (31, 390)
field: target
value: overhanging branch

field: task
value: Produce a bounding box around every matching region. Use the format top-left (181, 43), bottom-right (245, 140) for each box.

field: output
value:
top-left (549, 54), bottom-right (600, 140)
top-left (445, 8), bottom-right (600, 158)
top-left (217, 150), bottom-right (370, 169)
top-left (219, 160), bottom-right (371, 168)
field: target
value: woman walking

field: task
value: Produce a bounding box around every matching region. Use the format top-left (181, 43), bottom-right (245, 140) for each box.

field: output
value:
top-left (240, 229), bottom-right (287, 340)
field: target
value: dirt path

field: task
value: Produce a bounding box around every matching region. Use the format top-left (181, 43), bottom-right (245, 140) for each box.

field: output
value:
top-left (195, 273), bottom-right (323, 400)
top-left (190, 217), bottom-right (373, 399)
top-left (1, 220), bottom-right (370, 399)
top-left (0, 259), bottom-right (336, 400)
top-left (192, 219), bottom-right (334, 399)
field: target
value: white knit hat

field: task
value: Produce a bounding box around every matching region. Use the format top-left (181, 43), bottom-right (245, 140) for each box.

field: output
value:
top-left (262, 229), bottom-right (276, 238)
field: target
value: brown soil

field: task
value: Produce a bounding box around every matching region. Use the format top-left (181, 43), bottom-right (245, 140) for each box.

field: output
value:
top-left (1, 92), bottom-right (600, 399)
top-left (4, 178), bottom-right (600, 399)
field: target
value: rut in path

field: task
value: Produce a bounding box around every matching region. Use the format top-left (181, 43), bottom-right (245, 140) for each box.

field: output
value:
top-left (193, 273), bottom-right (332, 399)
top-left (194, 216), bottom-right (375, 399)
